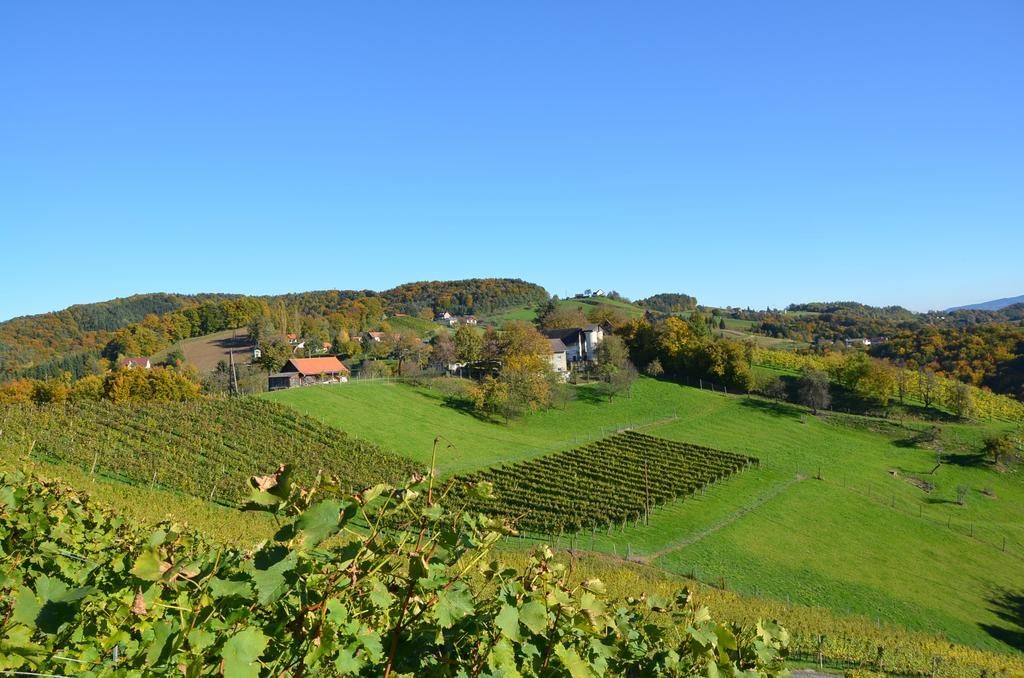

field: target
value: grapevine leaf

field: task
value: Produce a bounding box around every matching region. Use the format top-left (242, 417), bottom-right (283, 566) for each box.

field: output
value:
top-left (187, 628), bottom-right (216, 652)
top-left (221, 626), bottom-right (268, 678)
top-left (433, 585), bottom-right (475, 629)
top-left (145, 619), bottom-right (176, 666)
top-left (11, 587), bottom-right (40, 628)
top-left (250, 551), bottom-right (297, 605)
top-left (209, 577), bottom-right (254, 601)
top-left (554, 643), bottom-right (593, 678)
top-left (131, 549), bottom-right (165, 581)
top-left (495, 603), bottom-right (521, 642)
top-left (487, 637), bottom-right (522, 676)
top-left (519, 600), bottom-right (547, 634)
top-left (334, 646), bottom-right (364, 674)
top-left (294, 500), bottom-right (347, 548)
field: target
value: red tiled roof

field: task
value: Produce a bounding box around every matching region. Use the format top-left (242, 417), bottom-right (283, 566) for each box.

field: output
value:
top-left (285, 357), bottom-right (349, 375)
top-left (121, 357), bottom-right (150, 368)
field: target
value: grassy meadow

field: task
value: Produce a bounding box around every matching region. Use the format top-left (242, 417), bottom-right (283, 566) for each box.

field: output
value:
top-left (263, 378), bottom-right (683, 475)
top-left (267, 377), bottom-right (1024, 653)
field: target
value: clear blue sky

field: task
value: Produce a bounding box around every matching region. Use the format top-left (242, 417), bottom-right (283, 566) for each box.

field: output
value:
top-left (2, 2), bottom-right (1022, 321)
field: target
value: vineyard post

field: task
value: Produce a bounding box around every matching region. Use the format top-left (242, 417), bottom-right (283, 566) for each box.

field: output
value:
top-left (643, 459), bottom-right (651, 526)
top-left (90, 450), bottom-right (99, 479)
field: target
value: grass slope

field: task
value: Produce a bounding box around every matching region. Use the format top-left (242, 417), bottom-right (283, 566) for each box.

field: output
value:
top-left (267, 377), bottom-right (1024, 653)
top-left (263, 380), bottom-right (681, 475)
top-left (152, 327), bottom-right (254, 372)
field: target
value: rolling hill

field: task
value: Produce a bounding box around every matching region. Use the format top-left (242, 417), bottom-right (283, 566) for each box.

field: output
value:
top-left (947, 294), bottom-right (1024, 312)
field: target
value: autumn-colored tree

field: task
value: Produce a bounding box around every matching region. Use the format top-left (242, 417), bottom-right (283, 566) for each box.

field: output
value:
top-left (102, 367), bottom-right (201, 403)
top-left (500, 321), bottom-right (551, 359)
top-left (946, 381), bottom-right (975, 419)
top-left (538, 305), bottom-right (588, 330)
top-left (587, 304), bottom-right (628, 328)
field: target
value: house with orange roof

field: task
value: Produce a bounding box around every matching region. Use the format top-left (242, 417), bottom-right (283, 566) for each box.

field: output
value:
top-left (268, 356), bottom-right (349, 390)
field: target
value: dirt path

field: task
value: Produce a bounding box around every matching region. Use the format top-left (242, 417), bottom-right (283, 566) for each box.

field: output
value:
top-left (637, 475), bottom-right (803, 564)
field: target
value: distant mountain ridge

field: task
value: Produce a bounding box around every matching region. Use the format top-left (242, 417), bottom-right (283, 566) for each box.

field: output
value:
top-left (947, 295), bottom-right (1024, 312)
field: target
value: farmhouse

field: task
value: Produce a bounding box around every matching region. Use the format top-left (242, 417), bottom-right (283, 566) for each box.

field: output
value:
top-left (547, 338), bottom-right (569, 375)
top-left (541, 324), bottom-right (606, 364)
top-left (268, 356), bottom-right (349, 391)
top-left (365, 331), bottom-right (400, 343)
top-left (434, 312), bottom-right (458, 327)
top-left (121, 357), bottom-right (151, 369)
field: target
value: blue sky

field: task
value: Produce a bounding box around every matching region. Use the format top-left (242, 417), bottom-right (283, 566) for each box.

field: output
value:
top-left (1, 2), bottom-right (1021, 320)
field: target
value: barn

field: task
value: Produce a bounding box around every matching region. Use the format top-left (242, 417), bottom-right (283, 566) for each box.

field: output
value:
top-left (268, 357), bottom-right (350, 390)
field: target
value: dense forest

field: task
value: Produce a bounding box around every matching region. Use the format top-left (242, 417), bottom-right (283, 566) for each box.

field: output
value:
top-left (636, 292), bottom-right (698, 313)
top-left (381, 278), bottom-right (548, 315)
top-left (0, 293), bottom-right (240, 376)
top-left (0, 279), bottom-right (549, 377)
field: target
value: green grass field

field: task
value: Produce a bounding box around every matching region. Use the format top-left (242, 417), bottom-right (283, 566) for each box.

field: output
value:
top-left (480, 296), bottom-right (646, 327)
top-left (266, 377), bottom-right (1024, 653)
top-left (385, 314), bottom-right (440, 337)
top-left (263, 379), bottom-right (682, 475)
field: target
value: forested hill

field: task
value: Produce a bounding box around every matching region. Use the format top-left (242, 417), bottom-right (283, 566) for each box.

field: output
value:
top-left (381, 278), bottom-right (548, 315)
top-left (0, 293), bottom-right (243, 376)
top-left (0, 279), bottom-right (548, 376)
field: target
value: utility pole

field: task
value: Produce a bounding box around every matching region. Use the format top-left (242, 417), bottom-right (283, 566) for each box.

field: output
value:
top-left (229, 349), bottom-right (239, 396)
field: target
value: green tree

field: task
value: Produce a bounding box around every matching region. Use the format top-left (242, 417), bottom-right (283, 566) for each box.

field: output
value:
top-left (454, 325), bottom-right (484, 364)
top-left (254, 339), bottom-right (291, 374)
top-left (797, 368), bottom-right (831, 414)
top-left (595, 335), bottom-right (637, 399)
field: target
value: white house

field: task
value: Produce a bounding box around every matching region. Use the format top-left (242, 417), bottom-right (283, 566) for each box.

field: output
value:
top-left (542, 324), bottom-right (606, 364)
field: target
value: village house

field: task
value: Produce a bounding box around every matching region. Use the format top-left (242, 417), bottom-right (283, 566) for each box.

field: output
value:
top-left (268, 356), bottom-right (350, 390)
top-left (547, 338), bottom-right (569, 375)
top-left (364, 331), bottom-right (400, 343)
top-left (434, 311), bottom-right (458, 327)
top-left (541, 324), bottom-right (606, 364)
top-left (460, 315), bottom-right (478, 326)
top-left (121, 357), bottom-right (151, 370)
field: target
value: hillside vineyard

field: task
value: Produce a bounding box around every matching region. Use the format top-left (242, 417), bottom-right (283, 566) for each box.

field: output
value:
top-left (448, 431), bottom-right (758, 532)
